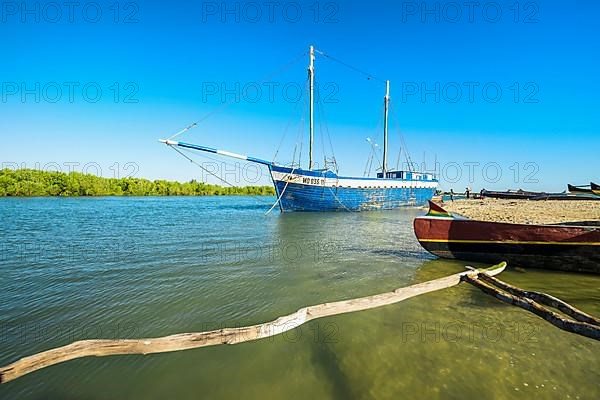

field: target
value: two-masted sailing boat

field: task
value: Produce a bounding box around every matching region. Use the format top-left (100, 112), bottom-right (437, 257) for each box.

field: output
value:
top-left (161, 46), bottom-right (438, 212)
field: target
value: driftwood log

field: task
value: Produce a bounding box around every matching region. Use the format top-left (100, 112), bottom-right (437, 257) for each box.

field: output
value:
top-left (478, 273), bottom-right (600, 326)
top-left (463, 274), bottom-right (600, 340)
top-left (0, 263), bottom-right (506, 384)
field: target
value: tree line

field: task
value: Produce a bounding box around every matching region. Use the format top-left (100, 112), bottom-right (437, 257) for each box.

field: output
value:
top-left (0, 169), bottom-right (276, 197)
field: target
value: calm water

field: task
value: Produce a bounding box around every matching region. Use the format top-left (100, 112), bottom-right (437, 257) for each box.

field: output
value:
top-left (0, 197), bottom-right (598, 399)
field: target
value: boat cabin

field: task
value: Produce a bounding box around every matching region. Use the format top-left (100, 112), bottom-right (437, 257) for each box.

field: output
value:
top-left (377, 170), bottom-right (436, 181)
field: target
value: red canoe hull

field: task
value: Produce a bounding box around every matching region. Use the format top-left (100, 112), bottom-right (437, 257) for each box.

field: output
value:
top-left (414, 216), bottom-right (600, 273)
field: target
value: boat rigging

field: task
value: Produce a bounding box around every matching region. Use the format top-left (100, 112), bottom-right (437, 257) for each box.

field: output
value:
top-left (160, 46), bottom-right (438, 212)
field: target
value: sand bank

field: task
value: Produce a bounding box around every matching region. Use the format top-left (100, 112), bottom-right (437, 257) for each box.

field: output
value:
top-left (439, 198), bottom-right (600, 225)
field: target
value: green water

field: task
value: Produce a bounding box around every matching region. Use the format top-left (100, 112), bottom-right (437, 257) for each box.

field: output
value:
top-left (0, 197), bottom-right (598, 399)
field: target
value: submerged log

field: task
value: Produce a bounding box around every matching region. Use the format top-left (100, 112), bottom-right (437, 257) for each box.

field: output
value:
top-left (0, 263), bottom-right (507, 384)
top-left (463, 275), bottom-right (600, 341)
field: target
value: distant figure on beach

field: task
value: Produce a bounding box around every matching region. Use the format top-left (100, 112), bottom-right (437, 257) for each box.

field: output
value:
top-left (450, 189), bottom-right (455, 202)
top-left (466, 187), bottom-right (471, 199)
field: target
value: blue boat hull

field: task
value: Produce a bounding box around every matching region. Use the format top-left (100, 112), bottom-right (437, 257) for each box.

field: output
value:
top-left (270, 166), bottom-right (437, 212)
top-left (274, 181), bottom-right (436, 211)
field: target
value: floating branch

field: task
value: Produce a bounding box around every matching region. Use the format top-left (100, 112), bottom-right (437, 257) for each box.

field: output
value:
top-left (0, 263), bottom-right (506, 384)
top-left (463, 274), bottom-right (600, 341)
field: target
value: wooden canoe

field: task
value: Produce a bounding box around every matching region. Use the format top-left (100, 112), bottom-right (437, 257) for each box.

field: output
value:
top-left (568, 184), bottom-right (594, 194)
top-left (481, 189), bottom-right (545, 200)
top-left (413, 201), bottom-right (600, 274)
top-left (530, 193), bottom-right (600, 201)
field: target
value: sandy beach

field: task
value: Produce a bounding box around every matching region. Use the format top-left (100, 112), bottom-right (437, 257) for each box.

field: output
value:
top-left (440, 198), bottom-right (600, 225)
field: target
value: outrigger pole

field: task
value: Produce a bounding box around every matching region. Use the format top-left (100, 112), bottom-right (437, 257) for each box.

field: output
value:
top-left (308, 45), bottom-right (315, 170)
top-left (0, 263), bottom-right (510, 384)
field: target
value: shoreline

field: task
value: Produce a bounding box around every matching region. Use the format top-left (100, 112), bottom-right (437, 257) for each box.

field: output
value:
top-left (0, 169), bottom-right (275, 197)
top-left (0, 194), bottom-right (276, 198)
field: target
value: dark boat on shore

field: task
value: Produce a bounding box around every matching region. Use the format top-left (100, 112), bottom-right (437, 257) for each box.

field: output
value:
top-left (568, 184), bottom-right (595, 195)
top-left (530, 193), bottom-right (600, 201)
top-left (413, 201), bottom-right (600, 274)
top-left (482, 186), bottom-right (598, 201)
top-left (480, 189), bottom-right (545, 200)
top-left (592, 182), bottom-right (600, 195)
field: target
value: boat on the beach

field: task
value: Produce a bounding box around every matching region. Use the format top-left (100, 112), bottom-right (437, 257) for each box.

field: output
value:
top-left (568, 184), bottom-right (595, 195)
top-left (530, 193), bottom-right (600, 201)
top-left (481, 189), bottom-right (547, 200)
top-left (591, 182), bottom-right (600, 195)
top-left (413, 201), bottom-right (600, 273)
top-left (161, 47), bottom-right (438, 212)
top-left (482, 187), bottom-right (598, 201)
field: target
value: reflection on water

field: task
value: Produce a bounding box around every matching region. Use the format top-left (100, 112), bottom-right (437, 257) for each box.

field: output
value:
top-left (0, 197), bottom-right (598, 399)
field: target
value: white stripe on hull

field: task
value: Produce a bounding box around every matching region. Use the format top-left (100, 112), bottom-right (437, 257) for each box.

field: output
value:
top-left (270, 170), bottom-right (438, 189)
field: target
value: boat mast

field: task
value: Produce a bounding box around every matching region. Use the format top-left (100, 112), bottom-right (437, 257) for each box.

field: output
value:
top-left (382, 80), bottom-right (390, 176)
top-left (308, 45), bottom-right (315, 170)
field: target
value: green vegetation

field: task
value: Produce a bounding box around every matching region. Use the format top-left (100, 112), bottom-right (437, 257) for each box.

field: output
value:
top-left (0, 169), bottom-right (275, 197)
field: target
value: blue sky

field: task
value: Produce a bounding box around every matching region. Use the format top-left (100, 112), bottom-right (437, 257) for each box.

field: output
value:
top-left (1, 0), bottom-right (599, 191)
